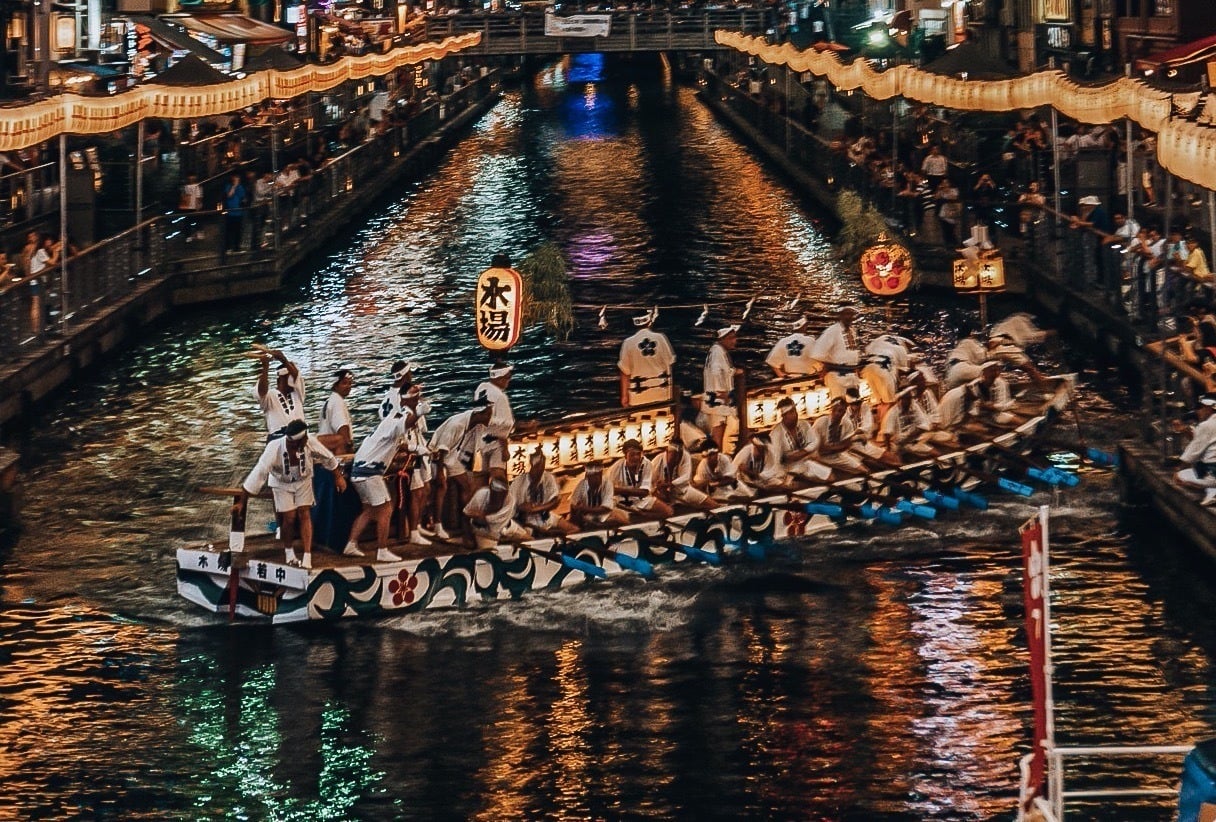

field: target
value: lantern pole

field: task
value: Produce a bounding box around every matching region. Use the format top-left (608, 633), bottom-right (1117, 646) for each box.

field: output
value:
top-left (59, 132), bottom-right (69, 336)
top-left (1050, 106), bottom-right (1062, 278)
top-left (891, 96), bottom-right (899, 213)
top-left (1125, 63), bottom-right (1134, 224)
top-left (978, 291), bottom-right (988, 329)
top-left (135, 119), bottom-right (145, 228)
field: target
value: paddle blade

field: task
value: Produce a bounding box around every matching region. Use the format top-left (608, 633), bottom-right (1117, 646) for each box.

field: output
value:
top-left (561, 554), bottom-right (608, 579)
top-left (1086, 447), bottom-right (1120, 468)
top-left (876, 507), bottom-right (903, 526)
top-left (952, 487), bottom-right (989, 510)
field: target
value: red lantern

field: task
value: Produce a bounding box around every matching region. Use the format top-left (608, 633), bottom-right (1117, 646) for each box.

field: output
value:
top-left (859, 242), bottom-right (914, 296)
top-left (474, 265), bottom-right (523, 352)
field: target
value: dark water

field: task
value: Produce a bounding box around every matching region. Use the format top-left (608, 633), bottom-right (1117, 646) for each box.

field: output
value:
top-left (3, 55), bottom-right (1215, 820)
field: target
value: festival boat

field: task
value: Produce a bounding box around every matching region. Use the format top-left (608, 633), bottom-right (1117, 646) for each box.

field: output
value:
top-left (176, 375), bottom-right (1078, 623)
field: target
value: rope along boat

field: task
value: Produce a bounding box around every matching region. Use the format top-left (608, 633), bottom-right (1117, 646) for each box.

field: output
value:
top-left (176, 375), bottom-right (1078, 623)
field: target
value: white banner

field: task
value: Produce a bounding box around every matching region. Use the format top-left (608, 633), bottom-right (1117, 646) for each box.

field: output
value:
top-left (544, 12), bottom-right (611, 37)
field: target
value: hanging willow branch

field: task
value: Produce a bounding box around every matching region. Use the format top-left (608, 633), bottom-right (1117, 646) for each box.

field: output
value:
top-left (518, 242), bottom-right (575, 341)
top-left (835, 190), bottom-right (891, 261)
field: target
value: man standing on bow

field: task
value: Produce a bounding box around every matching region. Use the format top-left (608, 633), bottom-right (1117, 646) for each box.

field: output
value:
top-left (474, 362), bottom-right (516, 479)
top-left (619, 307), bottom-right (677, 407)
top-left (317, 368), bottom-right (355, 454)
top-left (764, 316), bottom-right (820, 379)
top-left (811, 305), bottom-right (863, 399)
top-left (255, 348), bottom-right (305, 440)
top-left (704, 324), bottom-right (743, 450)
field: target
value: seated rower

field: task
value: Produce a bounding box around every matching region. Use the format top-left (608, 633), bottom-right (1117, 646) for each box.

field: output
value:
top-left (988, 315), bottom-right (1050, 384)
top-left (569, 460), bottom-right (630, 529)
top-left (1176, 393), bottom-right (1216, 506)
top-left (651, 438), bottom-right (717, 511)
top-left (608, 438), bottom-right (675, 519)
top-left (844, 387), bottom-right (894, 467)
top-left (510, 449), bottom-right (578, 536)
top-left (463, 476), bottom-right (531, 549)
top-left (678, 396), bottom-right (713, 451)
top-left (811, 396), bottom-right (865, 475)
top-left (770, 397), bottom-right (834, 483)
top-left (764, 316), bottom-right (820, 379)
top-left (693, 440), bottom-right (755, 502)
top-left (973, 361), bottom-right (1020, 426)
top-left (944, 321), bottom-right (988, 389)
top-left (733, 430), bottom-right (790, 491)
top-left (429, 399), bottom-right (493, 538)
top-left (877, 386), bottom-right (939, 458)
top-left (235, 419), bottom-right (346, 570)
top-left (928, 381), bottom-right (986, 446)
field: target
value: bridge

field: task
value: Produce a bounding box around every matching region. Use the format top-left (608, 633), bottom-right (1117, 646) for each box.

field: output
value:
top-left (423, 9), bottom-right (769, 55)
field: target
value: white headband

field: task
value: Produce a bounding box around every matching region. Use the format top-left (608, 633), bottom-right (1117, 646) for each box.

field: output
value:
top-left (489, 364), bottom-right (513, 379)
top-left (717, 324), bottom-right (739, 339)
top-left (791, 316), bottom-right (809, 331)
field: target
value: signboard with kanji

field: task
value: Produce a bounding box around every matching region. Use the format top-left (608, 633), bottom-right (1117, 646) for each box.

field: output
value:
top-left (475, 265), bottom-right (524, 351)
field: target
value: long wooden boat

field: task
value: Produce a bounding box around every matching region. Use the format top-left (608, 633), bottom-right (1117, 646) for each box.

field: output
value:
top-left (176, 375), bottom-right (1077, 623)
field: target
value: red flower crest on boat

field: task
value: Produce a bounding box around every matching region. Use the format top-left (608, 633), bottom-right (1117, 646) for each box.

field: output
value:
top-left (388, 568), bottom-right (419, 606)
top-left (783, 510), bottom-right (808, 536)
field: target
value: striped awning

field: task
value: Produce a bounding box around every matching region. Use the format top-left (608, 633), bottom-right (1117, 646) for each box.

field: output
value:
top-left (1133, 33), bottom-right (1216, 72)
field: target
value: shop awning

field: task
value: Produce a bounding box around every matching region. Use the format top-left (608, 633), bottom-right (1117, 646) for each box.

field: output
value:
top-left (1133, 32), bottom-right (1216, 72)
top-left (128, 15), bottom-right (226, 64)
top-left (165, 13), bottom-right (294, 46)
top-left (147, 53), bottom-right (234, 86)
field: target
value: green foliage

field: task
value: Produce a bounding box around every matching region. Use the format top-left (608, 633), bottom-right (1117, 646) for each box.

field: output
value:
top-left (518, 242), bottom-right (575, 341)
top-left (835, 190), bottom-right (891, 261)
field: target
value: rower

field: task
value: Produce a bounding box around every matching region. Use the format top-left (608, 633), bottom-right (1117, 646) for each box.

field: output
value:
top-left (811, 304), bottom-right (862, 399)
top-left (929, 381), bottom-right (985, 446)
top-left (844, 387), bottom-right (891, 466)
top-left (703, 324), bottom-right (743, 451)
top-left (944, 320), bottom-right (988, 389)
top-left (651, 438), bottom-right (716, 510)
top-left (235, 419), bottom-right (345, 569)
top-left (618, 307), bottom-right (676, 407)
top-left (877, 386), bottom-right (937, 458)
top-left (972, 361), bottom-right (1018, 426)
top-left (677, 393), bottom-right (713, 451)
top-left (429, 399), bottom-right (493, 539)
top-left (608, 438), bottom-right (674, 519)
top-left (343, 404), bottom-right (420, 562)
top-left (510, 449), bottom-right (578, 536)
top-left (316, 368), bottom-right (355, 454)
top-left (733, 429), bottom-right (789, 491)
top-left (1176, 393), bottom-right (1216, 506)
top-left (810, 396), bottom-right (864, 474)
top-left (474, 362), bottom-right (516, 481)
top-left (988, 314), bottom-right (1051, 384)
top-left (569, 460), bottom-right (630, 529)
top-left (693, 440), bottom-right (755, 501)
top-left (861, 334), bottom-right (912, 416)
top-left (255, 349), bottom-right (305, 440)
top-left (463, 476), bottom-right (531, 550)
top-left (770, 397), bottom-right (833, 483)
top-left (764, 316), bottom-right (820, 379)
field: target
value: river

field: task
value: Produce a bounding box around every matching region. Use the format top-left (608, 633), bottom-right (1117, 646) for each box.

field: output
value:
top-left (1, 54), bottom-right (1213, 820)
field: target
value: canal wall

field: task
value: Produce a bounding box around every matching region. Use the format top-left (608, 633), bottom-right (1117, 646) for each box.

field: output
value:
top-left (0, 80), bottom-right (503, 435)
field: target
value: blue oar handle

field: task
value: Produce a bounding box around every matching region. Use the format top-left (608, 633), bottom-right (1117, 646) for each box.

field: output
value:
top-left (607, 550), bottom-right (654, 578)
top-left (1026, 467), bottom-right (1061, 486)
top-left (676, 544), bottom-right (721, 565)
top-left (923, 489), bottom-right (961, 511)
top-left (804, 501), bottom-right (845, 518)
top-left (998, 476), bottom-right (1035, 497)
top-left (951, 486), bottom-right (989, 510)
top-left (895, 499), bottom-right (937, 520)
top-left (560, 553), bottom-right (608, 579)
top-left (1086, 447), bottom-right (1120, 468)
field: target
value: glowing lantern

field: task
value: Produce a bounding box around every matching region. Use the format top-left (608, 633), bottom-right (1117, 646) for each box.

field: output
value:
top-left (977, 257), bottom-right (1006, 291)
top-left (859, 241), bottom-right (914, 296)
top-left (474, 264), bottom-right (524, 352)
top-left (952, 257), bottom-right (979, 291)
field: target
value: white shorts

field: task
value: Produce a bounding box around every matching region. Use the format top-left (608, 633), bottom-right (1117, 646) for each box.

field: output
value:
top-left (711, 481), bottom-right (755, 501)
top-left (443, 452), bottom-right (474, 479)
top-left (703, 404), bottom-right (738, 425)
top-left (407, 460), bottom-right (432, 491)
top-left (817, 450), bottom-right (864, 473)
top-left (1177, 467), bottom-right (1216, 488)
top-left (945, 362), bottom-right (983, 389)
top-left (853, 440), bottom-right (886, 460)
top-left (627, 384), bottom-right (671, 406)
top-left (786, 458), bottom-right (833, 482)
top-left (824, 371), bottom-right (859, 399)
top-left (271, 482), bottom-right (315, 512)
top-left (354, 475), bottom-right (391, 507)
top-left (861, 364), bottom-right (897, 404)
top-left (523, 512), bottom-right (556, 530)
top-left (473, 518), bottom-right (531, 550)
top-left (671, 484), bottom-right (709, 506)
top-left (619, 493), bottom-right (656, 511)
top-left (478, 443), bottom-right (506, 470)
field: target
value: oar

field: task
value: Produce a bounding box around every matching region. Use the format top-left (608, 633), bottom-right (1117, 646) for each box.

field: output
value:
top-left (513, 541), bottom-right (608, 579)
top-left (197, 485), bottom-right (272, 500)
top-left (956, 459), bottom-right (1035, 497)
top-left (639, 529), bottom-right (722, 565)
top-left (985, 442), bottom-right (1079, 487)
top-left (571, 536), bottom-right (656, 579)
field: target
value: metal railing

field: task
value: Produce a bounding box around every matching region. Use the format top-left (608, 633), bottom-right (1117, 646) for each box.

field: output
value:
top-left (1017, 745), bottom-right (1192, 820)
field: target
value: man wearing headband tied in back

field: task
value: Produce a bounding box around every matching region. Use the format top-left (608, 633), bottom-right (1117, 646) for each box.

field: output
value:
top-left (811, 305), bottom-right (863, 400)
top-left (255, 348), bottom-right (305, 441)
top-left (703, 324), bottom-right (742, 450)
top-left (380, 359), bottom-right (421, 421)
top-left (473, 362), bottom-right (516, 480)
top-left (618, 306), bottom-right (677, 407)
top-left (765, 316), bottom-right (820, 379)
top-left (317, 368), bottom-right (355, 454)
top-left (235, 419), bottom-right (345, 569)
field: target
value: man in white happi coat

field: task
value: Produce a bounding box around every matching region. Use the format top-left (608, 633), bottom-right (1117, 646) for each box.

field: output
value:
top-left (693, 440), bottom-right (755, 501)
top-left (811, 396), bottom-right (864, 474)
top-left (380, 360), bottom-right (427, 421)
top-left (928, 381), bottom-right (984, 445)
top-left (429, 400), bottom-right (493, 538)
top-left (510, 449), bottom-right (578, 535)
top-left (704, 324), bottom-right (743, 450)
top-left (987, 313), bottom-right (1051, 384)
top-left (569, 461), bottom-right (630, 528)
top-left (235, 420), bottom-right (345, 569)
top-left (845, 387), bottom-right (891, 465)
top-left (463, 477), bottom-right (531, 550)
top-left (343, 406), bottom-right (422, 563)
top-left (770, 397), bottom-right (833, 482)
top-left (398, 386), bottom-right (436, 546)
top-left (608, 438), bottom-right (674, 519)
top-left (317, 368), bottom-right (355, 454)
top-left (944, 321), bottom-right (989, 389)
top-left (862, 334), bottom-right (912, 409)
top-left (651, 438), bottom-right (715, 510)
top-left (973, 361), bottom-right (1018, 426)
top-left (733, 430), bottom-right (789, 491)
top-left (764, 316), bottom-right (820, 378)
top-left (255, 349), bottom-right (305, 439)
top-left (877, 387), bottom-right (939, 457)
top-left (1177, 394), bottom-right (1216, 506)
top-left (619, 307), bottom-right (677, 407)
top-left (811, 305), bottom-right (862, 399)
top-left (473, 362), bottom-right (516, 476)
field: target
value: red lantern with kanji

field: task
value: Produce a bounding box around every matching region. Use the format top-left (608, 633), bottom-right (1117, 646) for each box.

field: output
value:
top-left (859, 242), bottom-right (914, 296)
top-left (474, 265), bottom-right (524, 351)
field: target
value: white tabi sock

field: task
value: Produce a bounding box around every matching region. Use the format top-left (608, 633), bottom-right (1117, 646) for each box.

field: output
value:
top-left (301, 552), bottom-right (312, 570)
top-left (410, 530), bottom-right (432, 546)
